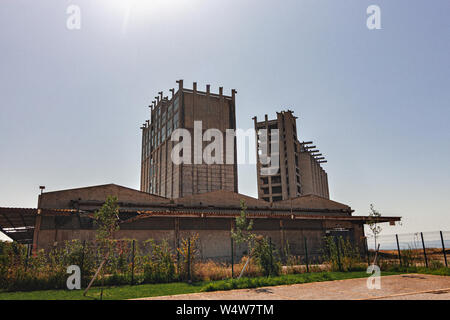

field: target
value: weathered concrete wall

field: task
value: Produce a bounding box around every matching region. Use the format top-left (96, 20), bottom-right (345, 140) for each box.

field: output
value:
top-left (35, 215), bottom-right (365, 262)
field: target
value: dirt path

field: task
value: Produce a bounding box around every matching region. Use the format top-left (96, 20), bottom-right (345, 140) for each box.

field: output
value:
top-left (137, 274), bottom-right (450, 300)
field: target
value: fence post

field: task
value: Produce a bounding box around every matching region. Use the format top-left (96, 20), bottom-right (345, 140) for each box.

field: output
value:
top-left (420, 232), bottom-right (428, 268)
top-left (336, 237), bottom-right (342, 272)
top-left (177, 238), bottom-right (180, 273)
top-left (395, 234), bottom-right (402, 266)
top-left (365, 237), bottom-right (370, 266)
top-left (80, 240), bottom-right (86, 286)
top-left (24, 244), bottom-right (30, 273)
top-left (131, 240), bottom-right (135, 285)
top-left (440, 231), bottom-right (448, 267)
top-left (269, 237), bottom-right (273, 275)
top-left (231, 236), bottom-right (234, 278)
top-left (187, 237), bottom-right (191, 283)
top-left (304, 237), bottom-right (309, 273)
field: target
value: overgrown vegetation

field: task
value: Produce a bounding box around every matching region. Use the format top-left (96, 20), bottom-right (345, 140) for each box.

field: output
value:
top-left (177, 234), bottom-right (199, 281)
top-left (1, 234), bottom-right (449, 295)
top-left (231, 200), bottom-right (281, 277)
top-left (321, 236), bottom-right (365, 272)
top-left (252, 236), bottom-right (281, 276)
top-left (1, 198), bottom-right (448, 294)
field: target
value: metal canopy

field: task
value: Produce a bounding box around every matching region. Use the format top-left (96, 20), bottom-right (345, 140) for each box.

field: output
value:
top-left (0, 207), bottom-right (37, 244)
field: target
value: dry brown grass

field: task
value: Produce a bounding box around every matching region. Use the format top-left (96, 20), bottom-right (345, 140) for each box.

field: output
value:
top-left (194, 257), bottom-right (337, 281)
top-left (195, 261), bottom-right (231, 281)
top-left (194, 256), bottom-right (263, 281)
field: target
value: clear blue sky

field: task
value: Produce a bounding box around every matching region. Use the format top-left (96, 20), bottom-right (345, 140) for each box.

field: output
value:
top-left (1, 0), bottom-right (449, 241)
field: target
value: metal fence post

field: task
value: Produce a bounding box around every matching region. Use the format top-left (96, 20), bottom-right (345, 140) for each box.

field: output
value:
top-left (24, 244), bottom-right (30, 273)
top-left (365, 237), bottom-right (370, 266)
top-left (420, 232), bottom-right (428, 268)
top-left (80, 240), bottom-right (86, 286)
top-left (269, 237), bottom-right (273, 275)
top-left (231, 236), bottom-right (234, 278)
top-left (396, 234), bottom-right (402, 266)
top-left (177, 238), bottom-right (180, 273)
top-left (187, 237), bottom-right (191, 282)
top-left (304, 237), bottom-right (309, 273)
top-left (336, 237), bottom-right (342, 272)
top-left (131, 240), bottom-right (135, 285)
top-left (440, 231), bottom-right (448, 267)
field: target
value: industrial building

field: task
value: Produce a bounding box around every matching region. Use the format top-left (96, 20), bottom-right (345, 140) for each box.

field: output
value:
top-left (254, 111), bottom-right (329, 202)
top-left (0, 184), bottom-right (399, 260)
top-left (140, 80), bottom-right (238, 198)
top-left (0, 80), bottom-right (401, 260)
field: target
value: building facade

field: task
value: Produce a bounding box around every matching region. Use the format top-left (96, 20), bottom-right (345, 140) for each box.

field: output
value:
top-left (254, 110), bottom-right (329, 202)
top-left (0, 184), bottom-right (400, 260)
top-left (140, 80), bottom-right (238, 198)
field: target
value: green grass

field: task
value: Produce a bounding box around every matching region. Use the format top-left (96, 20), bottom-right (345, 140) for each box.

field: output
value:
top-left (0, 271), bottom-right (402, 300)
top-left (201, 271), bottom-right (402, 292)
top-left (384, 266), bottom-right (450, 276)
top-left (0, 281), bottom-right (208, 300)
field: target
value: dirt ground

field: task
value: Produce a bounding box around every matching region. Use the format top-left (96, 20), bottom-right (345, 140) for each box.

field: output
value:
top-left (138, 274), bottom-right (450, 300)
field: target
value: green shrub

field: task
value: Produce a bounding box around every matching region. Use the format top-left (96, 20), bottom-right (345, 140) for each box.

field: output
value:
top-left (143, 239), bottom-right (176, 283)
top-left (177, 234), bottom-right (199, 281)
top-left (322, 236), bottom-right (363, 272)
top-left (252, 236), bottom-right (281, 277)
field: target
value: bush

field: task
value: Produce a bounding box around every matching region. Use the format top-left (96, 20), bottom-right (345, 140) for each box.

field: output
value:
top-left (142, 239), bottom-right (176, 284)
top-left (400, 247), bottom-right (419, 268)
top-left (252, 236), bottom-right (281, 277)
top-left (429, 259), bottom-right (445, 270)
top-left (177, 234), bottom-right (199, 281)
top-left (322, 236), bottom-right (364, 272)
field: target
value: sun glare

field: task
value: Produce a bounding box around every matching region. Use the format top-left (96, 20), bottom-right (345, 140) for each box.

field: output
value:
top-left (105, 0), bottom-right (193, 34)
top-left (108, 0), bottom-right (190, 14)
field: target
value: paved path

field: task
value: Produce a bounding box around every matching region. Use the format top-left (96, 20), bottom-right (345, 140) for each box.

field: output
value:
top-left (139, 274), bottom-right (450, 300)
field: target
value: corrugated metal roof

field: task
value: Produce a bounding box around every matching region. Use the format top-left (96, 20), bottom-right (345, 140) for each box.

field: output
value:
top-left (0, 207), bottom-right (36, 244)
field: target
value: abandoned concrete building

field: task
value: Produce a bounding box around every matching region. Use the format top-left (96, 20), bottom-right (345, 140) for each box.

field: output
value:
top-left (0, 80), bottom-right (401, 260)
top-left (140, 80), bottom-right (238, 198)
top-left (254, 111), bottom-right (329, 202)
top-left (0, 184), bottom-right (400, 260)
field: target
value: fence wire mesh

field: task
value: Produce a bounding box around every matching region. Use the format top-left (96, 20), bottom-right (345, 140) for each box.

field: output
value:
top-left (366, 231), bottom-right (449, 268)
top-left (1, 230), bottom-right (449, 292)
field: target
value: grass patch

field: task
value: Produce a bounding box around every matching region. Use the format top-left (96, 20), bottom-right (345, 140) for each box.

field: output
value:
top-left (0, 281), bottom-right (207, 300)
top-left (384, 266), bottom-right (450, 276)
top-left (201, 271), bottom-right (399, 292)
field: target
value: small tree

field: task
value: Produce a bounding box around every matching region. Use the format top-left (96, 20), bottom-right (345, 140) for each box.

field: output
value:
top-left (231, 200), bottom-right (256, 250)
top-left (84, 196), bottom-right (120, 296)
top-left (94, 196), bottom-right (120, 245)
top-left (231, 200), bottom-right (256, 278)
top-left (367, 204), bottom-right (382, 250)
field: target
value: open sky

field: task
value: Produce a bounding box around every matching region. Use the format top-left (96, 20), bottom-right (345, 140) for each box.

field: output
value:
top-left (0, 0), bottom-right (449, 241)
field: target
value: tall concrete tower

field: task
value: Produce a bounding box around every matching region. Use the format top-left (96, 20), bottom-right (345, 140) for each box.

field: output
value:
top-left (253, 110), bottom-right (329, 202)
top-left (140, 80), bottom-right (238, 198)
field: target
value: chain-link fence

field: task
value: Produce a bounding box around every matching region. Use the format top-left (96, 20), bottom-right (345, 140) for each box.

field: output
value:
top-left (366, 231), bottom-right (449, 268)
top-left (1, 231), bottom-right (449, 292)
